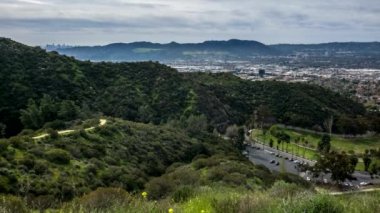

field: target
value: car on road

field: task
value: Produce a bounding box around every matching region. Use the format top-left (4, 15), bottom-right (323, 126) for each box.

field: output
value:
top-left (359, 182), bottom-right (371, 186)
top-left (242, 151), bottom-right (248, 155)
top-left (270, 160), bottom-right (275, 164)
top-left (275, 161), bottom-right (280, 166)
top-left (343, 182), bottom-right (353, 187)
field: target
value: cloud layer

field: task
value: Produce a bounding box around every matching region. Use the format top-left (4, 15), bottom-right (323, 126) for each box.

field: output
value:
top-left (0, 0), bottom-right (379, 45)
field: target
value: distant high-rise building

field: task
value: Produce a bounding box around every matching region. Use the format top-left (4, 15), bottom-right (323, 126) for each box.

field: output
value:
top-left (259, 69), bottom-right (265, 78)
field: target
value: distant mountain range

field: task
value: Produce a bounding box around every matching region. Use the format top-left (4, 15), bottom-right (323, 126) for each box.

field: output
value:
top-left (49, 39), bottom-right (380, 62)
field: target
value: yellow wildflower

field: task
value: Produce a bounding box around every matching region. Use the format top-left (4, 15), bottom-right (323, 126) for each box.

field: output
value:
top-left (168, 208), bottom-right (174, 213)
top-left (141, 191), bottom-right (148, 199)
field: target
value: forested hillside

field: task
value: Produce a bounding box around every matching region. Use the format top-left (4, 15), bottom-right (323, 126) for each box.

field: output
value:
top-left (0, 38), bottom-right (377, 138)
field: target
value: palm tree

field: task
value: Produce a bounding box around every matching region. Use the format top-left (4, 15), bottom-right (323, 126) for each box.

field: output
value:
top-left (303, 140), bottom-right (309, 158)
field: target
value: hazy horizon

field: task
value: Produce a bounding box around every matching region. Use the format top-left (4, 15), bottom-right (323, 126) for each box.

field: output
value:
top-left (39, 38), bottom-right (380, 47)
top-left (0, 0), bottom-right (379, 46)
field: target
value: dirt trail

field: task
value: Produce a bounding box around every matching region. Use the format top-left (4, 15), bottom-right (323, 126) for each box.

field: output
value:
top-left (32, 119), bottom-right (107, 140)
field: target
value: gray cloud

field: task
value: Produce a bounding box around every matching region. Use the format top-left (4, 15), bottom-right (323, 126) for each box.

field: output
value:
top-left (0, 0), bottom-right (379, 45)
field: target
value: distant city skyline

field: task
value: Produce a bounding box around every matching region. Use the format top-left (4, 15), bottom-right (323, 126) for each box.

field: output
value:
top-left (0, 0), bottom-right (379, 45)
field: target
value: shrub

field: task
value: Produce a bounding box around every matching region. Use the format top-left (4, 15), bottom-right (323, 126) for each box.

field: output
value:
top-left (0, 195), bottom-right (28, 213)
top-left (18, 156), bottom-right (35, 169)
top-left (169, 167), bottom-right (199, 186)
top-left (211, 195), bottom-right (240, 213)
top-left (207, 168), bottom-right (228, 182)
top-left (145, 177), bottom-right (175, 199)
top-left (26, 195), bottom-right (58, 211)
top-left (9, 137), bottom-right (25, 149)
top-left (298, 194), bottom-right (343, 213)
top-left (269, 181), bottom-right (302, 198)
top-left (223, 172), bottom-right (246, 186)
top-left (237, 194), bottom-right (275, 213)
top-left (0, 175), bottom-right (11, 192)
top-left (165, 162), bottom-right (185, 173)
top-left (47, 128), bottom-right (59, 139)
top-left (33, 160), bottom-right (49, 175)
top-left (192, 158), bottom-right (208, 169)
top-left (45, 148), bottom-right (71, 164)
top-left (43, 120), bottom-right (66, 130)
top-left (78, 187), bottom-right (131, 211)
top-left (0, 140), bottom-right (9, 153)
top-left (172, 185), bottom-right (194, 203)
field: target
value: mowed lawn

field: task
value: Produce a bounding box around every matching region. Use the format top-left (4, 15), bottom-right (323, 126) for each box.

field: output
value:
top-left (251, 127), bottom-right (380, 171)
top-left (252, 127), bottom-right (380, 154)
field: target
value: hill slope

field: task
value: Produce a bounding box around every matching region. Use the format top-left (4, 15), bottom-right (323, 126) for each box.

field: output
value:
top-left (0, 38), bottom-right (373, 137)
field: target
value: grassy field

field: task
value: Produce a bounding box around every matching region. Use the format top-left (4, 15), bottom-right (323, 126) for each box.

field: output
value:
top-left (251, 126), bottom-right (380, 171)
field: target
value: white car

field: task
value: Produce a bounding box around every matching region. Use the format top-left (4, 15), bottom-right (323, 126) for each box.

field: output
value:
top-left (360, 182), bottom-right (369, 186)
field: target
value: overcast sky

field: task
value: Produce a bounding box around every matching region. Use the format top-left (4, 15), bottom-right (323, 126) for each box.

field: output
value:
top-left (0, 0), bottom-right (379, 45)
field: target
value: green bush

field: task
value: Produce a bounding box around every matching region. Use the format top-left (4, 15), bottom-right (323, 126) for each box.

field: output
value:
top-left (192, 158), bottom-right (208, 169)
top-left (47, 129), bottom-right (59, 139)
top-left (211, 196), bottom-right (240, 213)
top-left (0, 140), bottom-right (9, 153)
top-left (45, 148), bottom-right (71, 164)
top-left (0, 195), bottom-right (28, 213)
top-left (26, 195), bottom-right (58, 211)
top-left (298, 194), bottom-right (343, 213)
top-left (169, 166), bottom-right (199, 186)
top-left (223, 172), bottom-right (246, 186)
top-left (172, 185), bottom-right (194, 203)
top-left (145, 177), bottom-right (175, 199)
top-left (269, 181), bottom-right (302, 198)
top-left (33, 160), bottom-right (49, 175)
top-left (207, 168), bottom-right (228, 182)
top-left (77, 187), bottom-right (131, 211)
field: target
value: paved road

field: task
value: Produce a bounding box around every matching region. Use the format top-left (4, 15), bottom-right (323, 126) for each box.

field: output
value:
top-left (245, 138), bottom-right (380, 187)
top-left (246, 145), bottom-right (301, 174)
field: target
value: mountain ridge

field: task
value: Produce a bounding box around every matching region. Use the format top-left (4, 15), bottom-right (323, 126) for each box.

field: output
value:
top-left (47, 38), bottom-right (380, 61)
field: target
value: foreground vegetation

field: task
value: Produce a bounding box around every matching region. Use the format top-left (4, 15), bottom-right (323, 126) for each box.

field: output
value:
top-left (0, 116), bottom-right (311, 211)
top-left (1, 182), bottom-right (379, 212)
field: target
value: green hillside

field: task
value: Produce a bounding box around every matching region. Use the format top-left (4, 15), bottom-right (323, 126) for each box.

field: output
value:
top-left (0, 117), bottom-right (310, 209)
top-left (0, 38), bottom-right (376, 138)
